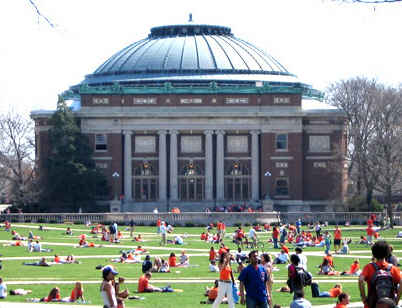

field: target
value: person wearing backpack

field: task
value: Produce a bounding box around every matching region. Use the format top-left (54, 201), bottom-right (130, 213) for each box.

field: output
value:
top-left (358, 240), bottom-right (402, 308)
top-left (288, 254), bottom-right (312, 299)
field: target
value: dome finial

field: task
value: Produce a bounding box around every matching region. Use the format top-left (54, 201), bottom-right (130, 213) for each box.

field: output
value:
top-left (188, 13), bottom-right (193, 23)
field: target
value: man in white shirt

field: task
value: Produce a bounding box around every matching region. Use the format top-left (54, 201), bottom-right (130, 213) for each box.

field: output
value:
top-left (160, 222), bottom-right (167, 246)
top-left (0, 278), bottom-right (7, 299)
top-left (295, 247), bottom-right (308, 271)
top-left (248, 227), bottom-right (257, 247)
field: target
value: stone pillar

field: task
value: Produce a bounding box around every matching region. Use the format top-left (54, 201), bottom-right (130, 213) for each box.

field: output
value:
top-left (123, 130), bottom-right (133, 201)
top-left (170, 130), bottom-right (179, 201)
top-left (204, 130), bottom-right (214, 201)
top-left (251, 130), bottom-right (260, 201)
top-left (216, 130), bottom-right (225, 201)
top-left (158, 130), bottom-right (167, 202)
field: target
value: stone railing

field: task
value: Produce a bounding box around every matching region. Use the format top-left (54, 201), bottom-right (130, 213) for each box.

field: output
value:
top-left (0, 211), bottom-right (395, 226)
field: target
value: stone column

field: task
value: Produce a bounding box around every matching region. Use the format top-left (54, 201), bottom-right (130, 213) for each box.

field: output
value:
top-left (251, 130), bottom-right (260, 201)
top-left (123, 130), bottom-right (133, 201)
top-left (158, 130), bottom-right (167, 202)
top-left (204, 130), bottom-right (214, 201)
top-left (216, 130), bottom-right (225, 201)
top-left (170, 130), bottom-right (179, 201)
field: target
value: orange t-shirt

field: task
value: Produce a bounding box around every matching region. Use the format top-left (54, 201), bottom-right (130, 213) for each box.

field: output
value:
top-left (70, 288), bottom-right (83, 301)
top-left (138, 276), bottom-right (149, 292)
top-left (209, 250), bottom-right (217, 261)
top-left (334, 304), bottom-right (347, 308)
top-left (169, 256), bottom-right (176, 267)
top-left (330, 287), bottom-right (342, 298)
top-left (361, 261), bottom-right (401, 291)
top-left (348, 263), bottom-right (359, 274)
top-left (208, 287), bottom-right (218, 301)
top-left (220, 265), bottom-right (232, 281)
top-left (281, 245), bottom-right (289, 254)
top-left (218, 247), bottom-right (227, 256)
top-left (54, 256), bottom-right (61, 263)
top-left (334, 229), bottom-right (342, 240)
top-left (324, 256), bottom-right (334, 267)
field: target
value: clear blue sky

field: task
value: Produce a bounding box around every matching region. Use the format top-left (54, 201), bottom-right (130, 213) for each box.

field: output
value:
top-left (0, 0), bottom-right (401, 115)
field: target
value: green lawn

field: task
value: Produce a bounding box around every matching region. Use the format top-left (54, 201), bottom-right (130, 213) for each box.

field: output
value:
top-left (0, 222), bottom-right (400, 307)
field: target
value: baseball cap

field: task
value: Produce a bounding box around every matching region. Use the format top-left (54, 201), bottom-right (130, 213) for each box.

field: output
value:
top-left (103, 265), bottom-right (118, 276)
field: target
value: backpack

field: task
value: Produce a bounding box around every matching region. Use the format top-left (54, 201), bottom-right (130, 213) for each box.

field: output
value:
top-left (109, 224), bottom-right (115, 234)
top-left (368, 263), bottom-right (395, 307)
top-left (287, 266), bottom-right (312, 291)
top-left (311, 282), bottom-right (320, 298)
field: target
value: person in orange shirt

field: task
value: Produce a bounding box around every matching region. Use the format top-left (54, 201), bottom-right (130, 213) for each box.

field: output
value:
top-left (341, 260), bottom-right (361, 276)
top-left (138, 272), bottom-right (161, 292)
top-left (280, 243), bottom-right (289, 254)
top-left (334, 226), bottom-right (342, 253)
top-left (209, 247), bottom-right (217, 262)
top-left (359, 241), bottom-right (402, 308)
top-left (69, 281), bottom-right (84, 302)
top-left (334, 292), bottom-right (350, 308)
top-left (202, 280), bottom-right (228, 304)
top-left (212, 252), bottom-right (234, 308)
top-left (168, 252), bottom-right (177, 267)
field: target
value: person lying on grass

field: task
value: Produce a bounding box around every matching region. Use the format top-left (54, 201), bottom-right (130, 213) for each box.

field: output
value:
top-left (24, 257), bottom-right (50, 267)
top-left (9, 288), bottom-right (32, 296)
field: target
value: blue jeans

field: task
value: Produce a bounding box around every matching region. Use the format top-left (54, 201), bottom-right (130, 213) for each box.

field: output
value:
top-left (273, 238), bottom-right (278, 249)
top-left (325, 243), bottom-right (330, 255)
top-left (319, 291), bottom-right (331, 297)
top-left (246, 296), bottom-right (268, 308)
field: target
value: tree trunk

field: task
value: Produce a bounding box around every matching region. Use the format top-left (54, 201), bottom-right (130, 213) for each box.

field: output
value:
top-left (387, 187), bottom-right (393, 228)
top-left (366, 188), bottom-right (373, 211)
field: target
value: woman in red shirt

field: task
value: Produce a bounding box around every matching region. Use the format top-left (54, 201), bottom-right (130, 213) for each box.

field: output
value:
top-left (334, 226), bottom-right (342, 253)
top-left (212, 252), bottom-right (234, 308)
top-left (70, 281), bottom-right (84, 302)
top-left (168, 252), bottom-right (177, 267)
top-left (272, 227), bottom-right (279, 249)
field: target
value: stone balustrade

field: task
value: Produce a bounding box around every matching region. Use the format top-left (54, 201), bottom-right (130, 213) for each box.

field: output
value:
top-left (0, 211), bottom-right (395, 226)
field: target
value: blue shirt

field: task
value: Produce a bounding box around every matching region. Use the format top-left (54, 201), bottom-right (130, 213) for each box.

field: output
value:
top-left (238, 264), bottom-right (268, 302)
top-left (290, 298), bottom-right (312, 308)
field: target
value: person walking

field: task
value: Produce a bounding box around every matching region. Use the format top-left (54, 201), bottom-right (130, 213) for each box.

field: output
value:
top-left (334, 226), bottom-right (342, 253)
top-left (212, 252), bottom-right (235, 308)
top-left (358, 240), bottom-right (402, 308)
top-left (272, 226), bottom-right (279, 249)
top-left (160, 222), bottom-right (167, 246)
top-left (239, 250), bottom-right (271, 308)
top-left (324, 231), bottom-right (332, 255)
top-left (100, 265), bottom-right (118, 308)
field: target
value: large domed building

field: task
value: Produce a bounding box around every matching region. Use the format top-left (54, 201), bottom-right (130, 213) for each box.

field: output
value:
top-left (32, 22), bottom-right (347, 212)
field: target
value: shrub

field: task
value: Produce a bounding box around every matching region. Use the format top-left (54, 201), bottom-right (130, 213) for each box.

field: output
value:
top-left (185, 222), bottom-right (195, 227)
top-left (233, 222), bottom-right (242, 227)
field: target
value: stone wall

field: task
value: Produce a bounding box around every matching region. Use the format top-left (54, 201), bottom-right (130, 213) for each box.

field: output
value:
top-left (0, 211), bottom-right (391, 226)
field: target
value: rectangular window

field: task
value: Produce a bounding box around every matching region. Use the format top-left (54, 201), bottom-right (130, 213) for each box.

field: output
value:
top-left (275, 177), bottom-right (289, 196)
top-left (276, 134), bottom-right (288, 150)
top-left (309, 135), bottom-right (330, 152)
top-left (181, 136), bottom-right (202, 153)
top-left (133, 97), bottom-right (157, 105)
top-left (225, 97), bottom-right (249, 104)
top-left (135, 136), bottom-right (156, 153)
top-left (227, 136), bottom-right (248, 153)
top-left (92, 97), bottom-right (109, 105)
top-left (273, 96), bottom-right (290, 104)
top-left (95, 134), bottom-right (107, 151)
top-left (313, 162), bottom-right (327, 168)
top-left (275, 162), bottom-right (288, 168)
top-left (180, 98), bottom-right (202, 104)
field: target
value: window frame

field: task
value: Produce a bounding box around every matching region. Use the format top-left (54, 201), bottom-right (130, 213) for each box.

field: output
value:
top-left (95, 134), bottom-right (108, 152)
top-left (275, 133), bottom-right (288, 152)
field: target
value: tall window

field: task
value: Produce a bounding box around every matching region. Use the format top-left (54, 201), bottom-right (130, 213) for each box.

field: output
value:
top-left (95, 134), bottom-right (107, 151)
top-left (275, 177), bottom-right (289, 196)
top-left (179, 160), bottom-right (205, 201)
top-left (133, 161), bottom-right (158, 201)
top-left (276, 134), bottom-right (287, 150)
top-left (224, 161), bottom-right (251, 201)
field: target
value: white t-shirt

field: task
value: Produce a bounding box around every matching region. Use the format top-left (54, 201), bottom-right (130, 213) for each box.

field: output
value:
top-left (249, 228), bottom-right (256, 239)
top-left (297, 253), bottom-right (308, 270)
top-left (0, 283), bottom-right (7, 298)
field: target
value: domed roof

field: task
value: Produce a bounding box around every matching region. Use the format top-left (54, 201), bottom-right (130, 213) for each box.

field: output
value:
top-left (83, 23), bottom-right (299, 86)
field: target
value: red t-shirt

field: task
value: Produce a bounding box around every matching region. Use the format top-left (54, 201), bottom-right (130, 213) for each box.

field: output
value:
top-left (70, 288), bottom-right (83, 301)
top-left (272, 229), bottom-right (279, 239)
top-left (367, 227), bottom-right (374, 236)
top-left (169, 256), bottom-right (176, 267)
top-left (334, 229), bottom-right (342, 240)
top-left (281, 245), bottom-right (289, 254)
top-left (209, 250), bottom-right (217, 261)
top-left (138, 276), bottom-right (149, 292)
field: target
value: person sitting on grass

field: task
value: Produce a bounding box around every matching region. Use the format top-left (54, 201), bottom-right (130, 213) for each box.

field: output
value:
top-left (169, 253), bottom-right (177, 267)
top-left (0, 278), bottom-right (7, 299)
top-left (133, 234), bottom-right (143, 242)
top-left (200, 280), bottom-right (227, 304)
top-left (174, 235), bottom-right (184, 245)
top-left (341, 259), bottom-right (361, 276)
top-left (138, 272), bottom-right (162, 292)
top-left (318, 258), bottom-right (339, 275)
top-left (69, 281), bottom-right (85, 302)
top-left (152, 256), bottom-right (162, 272)
top-left (65, 227), bottom-right (73, 235)
top-left (209, 247), bottom-right (217, 262)
top-left (209, 260), bottom-right (219, 272)
top-left (334, 292), bottom-right (350, 308)
top-left (273, 249), bottom-right (289, 264)
top-left (32, 240), bottom-right (52, 252)
top-left (340, 238), bottom-right (350, 255)
top-left (159, 259), bottom-right (170, 273)
top-left (178, 250), bottom-right (190, 266)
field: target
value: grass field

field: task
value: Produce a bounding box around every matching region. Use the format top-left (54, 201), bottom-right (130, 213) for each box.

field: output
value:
top-left (0, 222), bottom-right (401, 307)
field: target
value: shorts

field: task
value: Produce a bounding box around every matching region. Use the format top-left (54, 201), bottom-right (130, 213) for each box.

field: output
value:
top-left (334, 239), bottom-right (341, 245)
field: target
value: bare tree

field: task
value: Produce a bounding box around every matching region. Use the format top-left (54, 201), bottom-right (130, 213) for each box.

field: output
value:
top-left (367, 87), bottom-right (402, 227)
top-left (327, 77), bottom-right (379, 209)
top-left (27, 0), bottom-right (55, 28)
top-left (0, 110), bottom-right (38, 206)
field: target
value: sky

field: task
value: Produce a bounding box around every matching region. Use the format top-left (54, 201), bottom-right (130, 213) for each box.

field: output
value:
top-left (0, 0), bottom-right (401, 116)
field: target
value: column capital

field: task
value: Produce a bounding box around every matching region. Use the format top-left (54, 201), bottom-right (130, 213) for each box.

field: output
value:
top-left (215, 129), bottom-right (226, 135)
top-left (204, 129), bottom-right (214, 135)
top-left (157, 130), bottom-right (168, 136)
top-left (123, 130), bottom-right (133, 136)
top-left (250, 130), bottom-right (261, 135)
top-left (169, 129), bottom-right (179, 135)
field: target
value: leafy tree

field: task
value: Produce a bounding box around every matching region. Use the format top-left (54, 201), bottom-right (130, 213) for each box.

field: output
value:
top-left (42, 97), bottom-right (109, 212)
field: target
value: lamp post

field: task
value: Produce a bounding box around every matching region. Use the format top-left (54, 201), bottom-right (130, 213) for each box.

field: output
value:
top-left (112, 172), bottom-right (120, 200)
